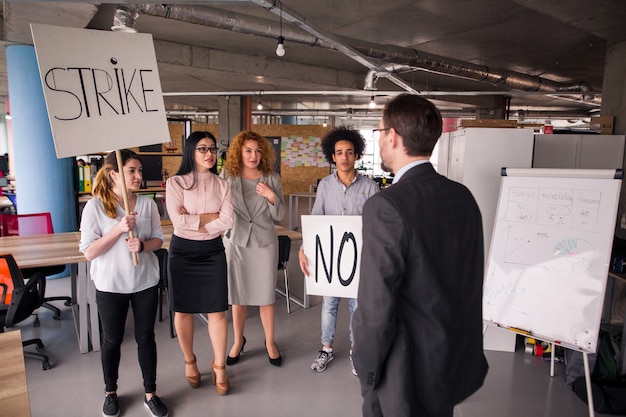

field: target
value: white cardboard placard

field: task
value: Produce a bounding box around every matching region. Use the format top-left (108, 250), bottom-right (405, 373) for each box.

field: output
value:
top-left (31, 23), bottom-right (169, 158)
top-left (301, 215), bottom-right (362, 298)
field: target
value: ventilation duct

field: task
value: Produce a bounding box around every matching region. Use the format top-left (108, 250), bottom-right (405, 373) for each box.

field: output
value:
top-left (112, 3), bottom-right (595, 99)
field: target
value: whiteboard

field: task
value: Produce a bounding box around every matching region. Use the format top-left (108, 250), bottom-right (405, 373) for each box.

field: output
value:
top-left (483, 168), bottom-right (622, 353)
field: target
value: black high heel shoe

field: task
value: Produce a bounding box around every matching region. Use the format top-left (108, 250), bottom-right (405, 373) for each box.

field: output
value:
top-left (226, 336), bottom-right (246, 365)
top-left (265, 340), bottom-right (282, 367)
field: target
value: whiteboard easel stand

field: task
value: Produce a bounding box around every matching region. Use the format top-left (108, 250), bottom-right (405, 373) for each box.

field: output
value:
top-left (115, 149), bottom-right (138, 266)
top-left (582, 351), bottom-right (595, 417)
top-left (494, 326), bottom-right (596, 417)
top-left (547, 342), bottom-right (594, 417)
top-left (550, 343), bottom-right (555, 377)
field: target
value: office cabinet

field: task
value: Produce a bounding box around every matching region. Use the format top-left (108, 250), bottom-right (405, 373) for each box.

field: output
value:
top-left (446, 128), bottom-right (535, 254)
top-left (533, 134), bottom-right (625, 169)
top-left (443, 127), bottom-right (535, 352)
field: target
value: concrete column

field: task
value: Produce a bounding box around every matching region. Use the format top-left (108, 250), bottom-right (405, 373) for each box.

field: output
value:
top-left (6, 45), bottom-right (76, 233)
top-left (603, 40), bottom-right (626, 213)
top-left (217, 96), bottom-right (245, 148)
top-left (602, 40), bottom-right (626, 136)
top-left (602, 40), bottom-right (626, 332)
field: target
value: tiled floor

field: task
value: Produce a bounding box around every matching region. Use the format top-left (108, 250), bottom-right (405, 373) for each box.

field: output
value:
top-left (12, 275), bottom-right (610, 417)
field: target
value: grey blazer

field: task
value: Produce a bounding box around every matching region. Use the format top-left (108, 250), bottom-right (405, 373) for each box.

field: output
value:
top-left (222, 171), bottom-right (285, 247)
top-left (353, 163), bottom-right (488, 417)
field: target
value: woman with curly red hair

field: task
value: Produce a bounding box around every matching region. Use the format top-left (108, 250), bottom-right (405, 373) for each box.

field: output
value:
top-left (221, 130), bottom-right (285, 367)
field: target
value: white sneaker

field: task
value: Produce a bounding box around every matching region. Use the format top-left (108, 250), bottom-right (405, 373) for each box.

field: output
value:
top-left (311, 350), bottom-right (334, 372)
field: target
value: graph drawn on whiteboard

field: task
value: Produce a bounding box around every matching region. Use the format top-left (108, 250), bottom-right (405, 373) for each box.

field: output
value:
top-left (484, 170), bottom-right (621, 353)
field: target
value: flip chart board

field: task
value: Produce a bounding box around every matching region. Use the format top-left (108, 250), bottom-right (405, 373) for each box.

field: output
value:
top-left (301, 215), bottom-right (362, 298)
top-left (31, 23), bottom-right (169, 158)
top-left (483, 168), bottom-right (622, 353)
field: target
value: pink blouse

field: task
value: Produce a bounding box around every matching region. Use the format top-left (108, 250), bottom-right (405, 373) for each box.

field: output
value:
top-left (166, 171), bottom-right (234, 240)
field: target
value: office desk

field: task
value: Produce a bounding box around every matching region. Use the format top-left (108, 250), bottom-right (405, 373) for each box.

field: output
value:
top-left (0, 330), bottom-right (31, 416)
top-left (288, 192), bottom-right (316, 231)
top-left (0, 232), bottom-right (98, 354)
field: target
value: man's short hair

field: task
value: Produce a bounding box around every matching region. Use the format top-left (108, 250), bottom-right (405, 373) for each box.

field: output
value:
top-left (382, 94), bottom-right (442, 157)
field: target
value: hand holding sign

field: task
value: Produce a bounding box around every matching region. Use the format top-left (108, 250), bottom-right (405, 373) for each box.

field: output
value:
top-left (300, 215), bottom-right (363, 298)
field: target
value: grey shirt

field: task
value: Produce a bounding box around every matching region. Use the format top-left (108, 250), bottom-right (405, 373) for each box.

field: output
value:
top-left (311, 172), bottom-right (379, 216)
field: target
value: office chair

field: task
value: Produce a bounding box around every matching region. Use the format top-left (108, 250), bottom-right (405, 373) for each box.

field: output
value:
top-left (154, 248), bottom-right (175, 338)
top-left (276, 235), bottom-right (292, 313)
top-left (0, 253), bottom-right (51, 370)
top-left (0, 213), bottom-right (72, 319)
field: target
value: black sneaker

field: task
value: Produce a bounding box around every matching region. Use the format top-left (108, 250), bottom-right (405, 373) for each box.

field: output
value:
top-left (144, 395), bottom-right (169, 417)
top-left (102, 393), bottom-right (120, 417)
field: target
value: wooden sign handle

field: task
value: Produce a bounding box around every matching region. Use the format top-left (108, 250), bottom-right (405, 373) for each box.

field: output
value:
top-left (116, 149), bottom-right (139, 266)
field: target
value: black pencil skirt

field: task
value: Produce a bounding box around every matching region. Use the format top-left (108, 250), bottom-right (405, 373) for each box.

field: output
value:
top-left (168, 234), bottom-right (228, 314)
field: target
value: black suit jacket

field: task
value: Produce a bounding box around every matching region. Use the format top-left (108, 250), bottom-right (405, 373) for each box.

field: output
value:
top-left (353, 163), bottom-right (488, 417)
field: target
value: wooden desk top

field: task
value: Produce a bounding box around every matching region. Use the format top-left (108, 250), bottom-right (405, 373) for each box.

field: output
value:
top-left (0, 222), bottom-right (300, 270)
top-left (0, 330), bottom-right (31, 416)
top-left (0, 232), bottom-right (84, 268)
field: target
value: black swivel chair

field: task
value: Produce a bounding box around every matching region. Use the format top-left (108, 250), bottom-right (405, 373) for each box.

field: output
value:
top-left (276, 235), bottom-right (292, 313)
top-left (154, 249), bottom-right (175, 338)
top-left (0, 253), bottom-right (51, 370)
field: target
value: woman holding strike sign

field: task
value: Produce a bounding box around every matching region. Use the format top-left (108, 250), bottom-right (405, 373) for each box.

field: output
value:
top-left (79, 149), bottom-right (168, 417)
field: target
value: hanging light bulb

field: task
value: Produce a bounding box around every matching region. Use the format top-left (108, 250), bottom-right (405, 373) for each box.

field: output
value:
top-left (276, 36), bottom-right (285, 57)
top-left (257, 101), bottom-right (263, 110)
top-left (369, 95), bottom-right (376, 109)
top-left (323, 119), bottom-right (328, 127)
top-left (275, 1), bottom-right (285, 57)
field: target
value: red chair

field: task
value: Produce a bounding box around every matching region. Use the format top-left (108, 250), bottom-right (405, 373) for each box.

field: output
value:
top-left (0, 212), bottom-right (54, 236)
top-left (0, 213), bottom-right (72, 319)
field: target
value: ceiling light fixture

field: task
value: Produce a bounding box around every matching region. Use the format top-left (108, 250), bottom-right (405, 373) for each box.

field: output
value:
top-left (323, 119), bottom-right (328, 127)
top-left (275, 2), bottom-right (285, 57)
top-left (369, 95), bottom-right (376, 109)
top-left (257, 90), bottom-right (264, 110)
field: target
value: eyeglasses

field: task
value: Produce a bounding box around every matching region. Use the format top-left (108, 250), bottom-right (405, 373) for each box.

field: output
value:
top-left (195, 146), bottom-right (219, 154)
top-left (372, 128), bottom-right (391, 140)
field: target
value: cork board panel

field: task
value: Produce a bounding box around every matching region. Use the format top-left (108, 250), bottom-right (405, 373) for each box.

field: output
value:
top-left (167, 122), bottom-right (185, 151)
top-left (190, 123), bottom-right (219, 138)
top-left (253, 124), bottom-right (331, 196)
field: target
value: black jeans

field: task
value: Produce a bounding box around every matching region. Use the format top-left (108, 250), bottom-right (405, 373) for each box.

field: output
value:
top-left (96, 285), bottom-right (158, 393)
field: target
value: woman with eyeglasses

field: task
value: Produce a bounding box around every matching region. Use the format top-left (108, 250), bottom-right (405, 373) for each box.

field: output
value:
top-left (165, 131), bottom-right (234, 395)
top-left (221, 131), bottom-right (285, 368)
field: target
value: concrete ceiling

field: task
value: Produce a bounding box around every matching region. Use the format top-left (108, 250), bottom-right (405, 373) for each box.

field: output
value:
top-left (1, 0), bottom-right (625, 123)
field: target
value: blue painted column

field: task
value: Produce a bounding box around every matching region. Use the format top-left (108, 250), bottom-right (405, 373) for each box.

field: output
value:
top-left (6, 45), bottom-right (76, 233)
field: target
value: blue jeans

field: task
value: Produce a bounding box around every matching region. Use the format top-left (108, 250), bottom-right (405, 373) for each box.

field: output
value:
top-left (321, 296), bottom-right (358, 347)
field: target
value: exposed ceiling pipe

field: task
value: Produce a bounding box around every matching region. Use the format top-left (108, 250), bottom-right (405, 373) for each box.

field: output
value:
top-left (112, 3), bottom-right (595, 98)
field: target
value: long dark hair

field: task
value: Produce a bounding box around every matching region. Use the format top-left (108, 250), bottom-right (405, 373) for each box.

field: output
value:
top-left (175, 131), bottom-right (218, 189)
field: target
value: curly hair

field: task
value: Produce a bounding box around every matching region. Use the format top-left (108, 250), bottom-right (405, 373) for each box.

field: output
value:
top-left (224, 130), bottom-right (276, 177)
top-left (320, 126), bottom-right (366, 163)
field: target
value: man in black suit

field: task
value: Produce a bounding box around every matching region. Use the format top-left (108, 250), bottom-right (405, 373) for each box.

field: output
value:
top-left (352, 94), bottom-right (488, 417)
